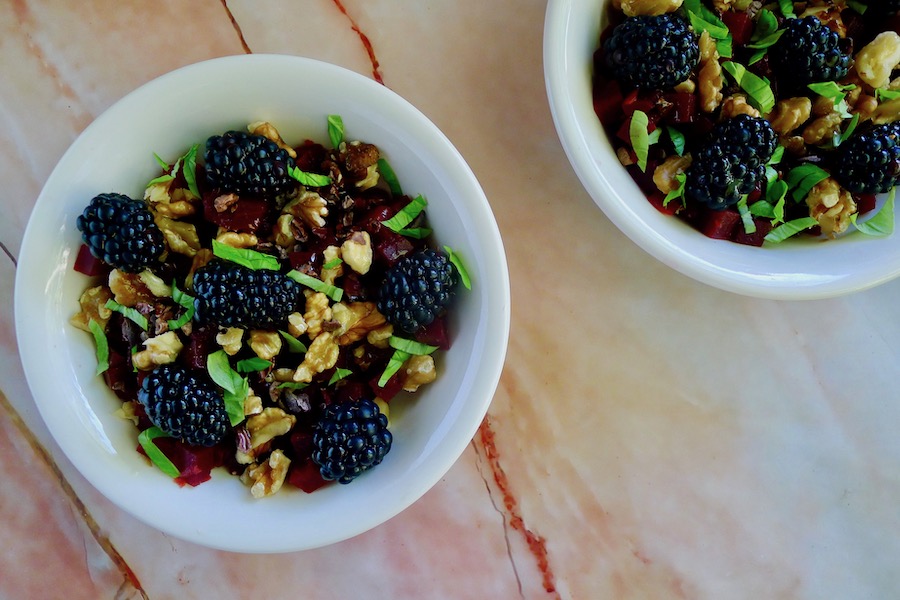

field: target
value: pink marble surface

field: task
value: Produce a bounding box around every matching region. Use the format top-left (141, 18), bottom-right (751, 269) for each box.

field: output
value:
top-left (3, 1), bottom-right (900, 598)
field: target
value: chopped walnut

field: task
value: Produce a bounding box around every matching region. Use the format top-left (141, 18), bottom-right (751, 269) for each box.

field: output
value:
top-left (144, 182), bottom-right (197, 218)
top-left (215, 231), bottom-right (258, 249)
top-left (720, 94), bottom-right (761, 119)
top-left (138, 270), bottom-right (172, 298)
top-left (768, 97), bottom-right (812, 135)
top-left (674, 79), bottom-right (696, 94)
top-left (781, 135), bottom-right (806, 156)
top-left (356, 164), bottom-right (379, 190)
top-left (216, 327), bottom-right (244, 356)
top-left (343, 141), bottom-right (380, 181)
top-left (242, 449), bottom-right (291, 498)
top-left (293, 332), bottom-right (339, 383)
top-left (109, 269), bottom-right (153, 307)
top-left (115, 401), bottom-right (141, 426)
top-left (806, 177), bottom-right (857, 237)
top-left (853, 94), bottom-right (879, 123)
top-left (249, 330), bottom-right (282, 361)
top-left (619, 0), bottom-right (683, 16)
top-left (155, 215), bottom-right (201, 257)
top-left (248, 121), bottom-right (297, 159)
top-left (284, 190), bottom-right (328, 228)
top-left (132, 331), bottom-right (184, 370)
top-left (367, 324), bottom-right (394, 348)
top-left (341, 231), bottom-right (373, 275)
top-left (698, 32), bottom-right (723, 113)
top-left (855, 31), bottom-right (900, 89)
top-left (303, 291), bottom-right (332, 339)
top-left (871, 98), bottom-right (900, 125)
top-left (402, 354), bottom-right (437, 392)
top-left (321, 245), bottom-right (343, 286)
top-left (332, 301), bottom-right (387, 345)
top-left (273, 367), bottom-right (295, 383)
top-left (616, 147), bottom-right (635, 166)
top-left (273, 214), bottom-right (296, 248)
top-left (287, 312), bottom-right (308, 338)
top-left (244, 391), bottom-right (263, 417)
top-left (70, 286), bottom-right (113, 332)
top-left (185, 248), bottom-right (213, 288)
top-left (652, 154), bottom-right (692, 195)
top-left (802, 111), bottom-right (843, 146)
top-left (213, 193), bottom-right (239, 213)
top-left (246, 407), bottom-right (296, 449)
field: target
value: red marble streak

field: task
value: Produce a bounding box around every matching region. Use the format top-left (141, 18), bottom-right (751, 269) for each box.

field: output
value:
top-left (477, 417), bottom-right (560, 597)
top-left (220, 0), bottom-right (253, 54)
top-left (331, 0), bottom-right (385, 85)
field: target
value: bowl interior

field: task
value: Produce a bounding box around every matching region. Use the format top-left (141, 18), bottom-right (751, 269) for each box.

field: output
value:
top-left (14, 54), bottom-right (509, 553)
top-left (544, 0), bottom-right (900, 299)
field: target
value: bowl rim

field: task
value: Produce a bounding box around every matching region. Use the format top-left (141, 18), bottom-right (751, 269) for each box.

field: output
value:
top-left (543, 0), bottom-right (900, 300)
top-left (14, 54), bottom-right (510, 552)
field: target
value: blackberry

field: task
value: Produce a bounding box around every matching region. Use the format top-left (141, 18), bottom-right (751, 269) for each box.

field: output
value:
top-left (684, 116), bottom-right (776, 210)
top-left (138, 364), bottom-right (229, 447)
top-left (833, 122), bottom-right (900, 194)
top-left (773, 17), bottom-right (851, 86)
top-left (76, 193), bottom-right (164, 272)
top-left (192, 260), bottom-right (300, 329)
top-left (602, 14), bottom-right (699, 91)
top-left (377, 249), bottom-right (458, 334)
top-left (205, 131), bottom-right (296, 196)
top-left (311, 398), bottom-right (392, 484)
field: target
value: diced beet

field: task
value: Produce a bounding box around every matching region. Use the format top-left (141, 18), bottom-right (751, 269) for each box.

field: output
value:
top-left (73, 244), bottom-right (109, 277)
top-left (341, 272), bottom-right (368, 302)
top-left (137, 436), bottom-right (228, 487)
top-left (415, 315), bottom-right (451, 351)
top-left (856, 193), bottom-right (877, 215)
top-left (721, 10), bottom-right (753, 46)
top-left (334, 381), bottom-right (369, 404)
top-left (625, 163), bottom-right (660, 196)
top-left (732, 218), bottom-right (773, 247)
top-left (621, 89), bottom-right (659, 118)
top-left (106, 312), bottom-right (144, 356)
top-left (104, 349), bottom-right (138, 401)
top-left (663, 91), bottom-right (696, 125)
top-left (287, 459), bottom-right (330, 493)
top-left (647, 191), bottom-right (680, 216)
top-left (369, 370), bottom-right (405, 402)
top-left (180, 325), bottom-right (218, 371)
top-left (288, 249), bottom-right (323, 272)
top-left (592, 77), bottom-right (624, 127)
top-left (202, 194), bottom-right (273, 235)
top-left (293, 140), bottom-right (328, 172)
top-left (373, 229), bottom-right (414, 268)
top-left (699, 209), bottom-right (741, 240)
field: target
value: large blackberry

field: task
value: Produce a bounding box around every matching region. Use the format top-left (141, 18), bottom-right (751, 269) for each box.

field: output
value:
top-left (192, 260), bottom-right (301, 329)
top-left (602, 14), bottom-right (699, 90)
top-left (684, 116), bottom-right (776, 210)
top-left (205, 131), bottom-right (296, 196)
top-left (76, 193), bottom-right (164, 272)
top-left (773, 17), bottom-right (852, 86)
top-left (311, 398), bottom-right (392, 484)
top-left (138, 364), bottom-right (229, 447)
top-left (377, 249), bottom-right (458, 334)
top-left (833, 122), bottom-right (900, 194)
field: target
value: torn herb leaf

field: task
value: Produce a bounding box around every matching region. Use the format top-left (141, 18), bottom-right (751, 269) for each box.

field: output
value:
top-left (104, 299), bottom-right (148, 331)
top-left (851, 188), bottom-right (895, 237)
top-left (288, 165), bottom-right (332, 187)
top-left (88, 319), bottom-right (109, 376)
top-left (378, 158), bottom-right (403, 196)
top-left (629, 110), bottom-right (656, 172)
top-left (286, 270), bottom-right (343, 302)
top-left (721, 61), bottom-right (775, 114)
top-left (211, 240), bottom-right (280, 271)
top-left (443, 245), bottom-right (472, 290)
top-left (328, 114), bottom-right (344, 148)
top-left (138, 426), bottom-right (180, 478)
top-left (381, 194), bottom-right (427, 233)
top-left (278, 330), bottom-right (308, 353)
top-left (764, 216), bottom-right (818, 243)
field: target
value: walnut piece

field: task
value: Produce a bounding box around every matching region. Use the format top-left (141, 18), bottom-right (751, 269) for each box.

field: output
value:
top-left (155, 215), bottom-right (201, 257)
top-left (274, 214), bottom-right (296, 248)
top-left (284, 190), bottom-right (328, 228)
top-left (402, 354), bottom-right (437, 392)
top-left (70, 286), bottom-right (113, 332)
top-left (367, 324), bottom-right (394, 348)
top-left (132, 331), bottom-right (184, 370)
top-left (341, 231), bottom-right (373, 275)
top-left (332, 301), bottom-right (387, 345)
top-left (246, 407), bottom-right (296, 449)
top-left (619, 0), bottom-right (683, 16)
top-left (321, 245), bottom-right (343, 286)
top-left (144, 182), bottom-right (198, 218)
top-left (109, 269), bottom-right (153, 307)
top-left (720, 94), bottom-right (761, 119)
top-left (248, 121), bottom-right (297, 159)
top-left (343, 141), bottom-right (380, 181)
top-left (802, 111), bottom-right (843, 146)
top-left (244, 391), bottom-right (263, 417)
top-left (216, 327), bottom-right (244, 356)
top-left (855, 31), bottom-right (900, 89)
top-left (303, 291), bottom-right (332, 340)
top-left (242, 449), bottom-right (291, 498)
top-left (115, 401), bottom-right (141, 426)
top-left (652, 154), bottom-right (692, 195)
top-left (249, 330), bottom-right (282, 361)
top-left (287, 312), bottom-right (308, 338)
top-left (138, 270), bottom-right (172, 298)
top-left (215, 231), bottom-right (258, 249)
top-left (871, 98), bottom-right (900, 125)
top-left (768, 97), bottom-right (812, 135)
top-left (697, 32), bottom-right (723, 113)
top-left (293, 332), bottom-right (339, 383)
top-left (806, 177), bottom-right (857, 237)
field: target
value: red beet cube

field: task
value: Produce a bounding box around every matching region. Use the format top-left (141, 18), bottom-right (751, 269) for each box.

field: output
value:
top-left (664, 91), bottom-right (697, 125)
top-left (647, 192), bottom-right (680, 216)
top-left (202, 194), bottom-right (272, 235)
top-left (415, 315), bottom-right (451, 350)
top-left (856, 194), bottom-right (877, 215)
top-left (592, 77), bottom-right (624, 126)
top-left (287, 459), bottom-right (330, 493)
top-left (73, 244), bottom-right (110, 277)
top-left (721, 11), bottom-right (753, 46)
top-left (370, 370), bottom-right (405, 402)
top-left (700, 209), bottom-right (741, 240)
top-left (732, 218), bottom-right (773, 247)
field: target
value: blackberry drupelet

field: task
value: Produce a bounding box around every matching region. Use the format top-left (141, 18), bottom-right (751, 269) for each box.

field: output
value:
top-left (192, 260), bottom-right (301, 329)
top-left (377, 249), bottom-right (458, 334)
top-left (773, 17), bottom-right (851, 86)
top-left (684, 116), bottom-right (775, 210)
top-left (311, 398), bottom-right (392, 484)
top-left (76, 193), bottom-right (164, 272)
top-left (205, 131), bottom-right (296, 196)
top-left (138, 364), bottom-right (229, 447)
top-left (833, 122), bottom-right (900, 194)
top-left (602, 14), bottom-right (699, 91)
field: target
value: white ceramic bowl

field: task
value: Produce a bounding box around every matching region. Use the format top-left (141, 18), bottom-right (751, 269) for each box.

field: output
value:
top-left (14, 55), bottom-right (510, 553)
top-left (544, 0), bottom-right (900, 300)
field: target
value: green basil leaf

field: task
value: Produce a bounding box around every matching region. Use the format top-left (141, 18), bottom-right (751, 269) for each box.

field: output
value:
top-left (443, 245), bottom-right (472, 290)
top-left (166, 281), bottom-right (195, 330)
top-left (137, 427), bottom-right (180, 478)
top-left (207, 350), bottom-right (242, 395)
top-left (666, 126), bottom-right (686, 156)
top-left (721, 61), bottom-right (775, 114)
top-left (153, 152), bottom-right (169, 170)
top-left (327, 114), bottom-right (344, 148)
top-left (778, 0), bottom-right (796, 18)
top-left (236, 357), bottom-right (273, 373)
top-left (737, 196), bottom-right (757, 234)
top-left (211, 239), bottom-right (280, 271)
top-left (768, 145), bottom-right (785, 166)
top-left (328, 368), bottom-right (354, 386)
top-left (377, 158), bottom-right (403, 196)
top-left (629, 110), bottom-right (655, 172)
top-left (88, 319), bottom-right (109, 376)
top-left (751, 9), bottom-right (779, 41)
top-left (663, 172), bottom-right (687, 207)
top-left (381, 194), bottom-right (428, 233)
top-left (785, 164), bottom-right (830, 203)
top-left (278, 330), bottom-right (307, 353)
top-left (322, 257), bottom-right (343, 270)
top-left (182, 143), bottom-right (200, 198)
top-left (765, 180), bottom-right (789, 224)
top-left (835, 113), bottom-right (861, 147)
top-left (288, 165), bottom-right (332, 187)
top-left (876, 88), bottom-right (900, 102)
top-left (278, 381), bottom-right (309, 390)
top-left (104, 299), bottom-right (148, 331)
top-left (286, 270), bottom-right (343, 302)
top-left (851, 188), bottom-right (895, 237)
top-left (377, 349), bottom-right (411, 387)
top-left (749, 200), bottom-right (776, 219)
top-left (764, 217), bottom-right (818, 243)
top-left (847, 0), bottom-right (867, 14)
top-left (396, 227), bottom-right (432, 239)
top-left (147, 173), bottom-right (175, 186)
top-left (388, 336), bottom-right (438, 355)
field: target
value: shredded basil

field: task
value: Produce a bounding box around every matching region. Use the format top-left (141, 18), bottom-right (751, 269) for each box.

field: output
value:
top-left (377, 158), bottom-right (403, 196)
top-left (138, 427), bottom-right (180, 478)
top-left (166, 281), bottom-right (195, 330)
top-left (322, 257), bottom-right (343, 270)
top-left (286, 270), bottom-right (343, 302)
top-left (736, 196), bottom-right (757, 234)
top-left (328, 368), bottom-right (353, 386)
top-left (396, 227), bottom-right (432, 239)
top-left (211, 240), bottom-right (280, 271)
top-left (663, 172), bottom-right (687, 207)
top-left (876, 88), bottom-right (900, 102)
top-left (182, 144), bottom-right (200, 198)
top-left (847, 0), bottom-right (867, 14)
top-left (749, 200), bottom-right (776, 219)
top-left (834, 113), bottom-right (861, 147)
top-left (153, 152), bottom-right (169, 169)
top-left (443, 245), bottom-right (472, 290)
top-left (852, 188), bottom-right (895, 237)
top-left (236, 357), bottom-right (273, 373)
top-left (778, 0), bottom-right (796, 18)
top-left (785, 164), bottom-right (830, 203)
top-left (206, 350), bottom-right (247, 426)
top-left (666, 126), bottom-right (686, 156)
top-left (288, 165), bottom-right (332, 187)
top-left (378, 349), bottom-right (411, 387)
top-left (629, 110), bottom-right (656, 172)
top-left (278, 330), bottom-right (307, 353)
top-left (381, 194), bottom-right (428, 233)
top-left (327, 114), bottom-right (344, 148)
top-left (684, 3), bottom-right (733, 58)
top-left (88, 319), bottom-right (109, 376)
top-left (388, 336), bottom-right (438, 355)
top-left (104, 299), bottom-right (148, 331)
top-left (278, 381), bottom-right (309, 390)
top-left (721, 61), bottom-right (775, 114)
top-left (764, 217), bottom-right (818, 243)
